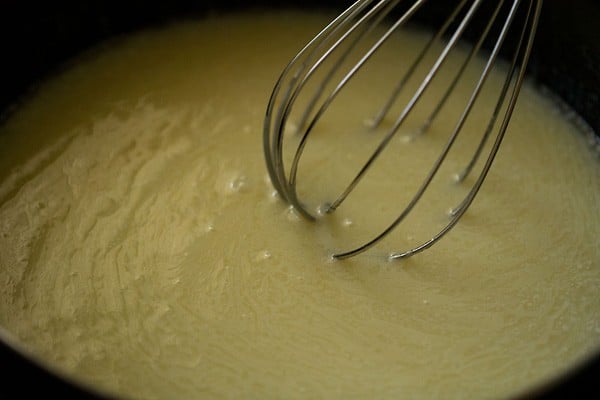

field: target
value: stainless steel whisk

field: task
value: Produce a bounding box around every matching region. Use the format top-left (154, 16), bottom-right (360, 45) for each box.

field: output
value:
top-left (264, 0), bottom-right (542, 260)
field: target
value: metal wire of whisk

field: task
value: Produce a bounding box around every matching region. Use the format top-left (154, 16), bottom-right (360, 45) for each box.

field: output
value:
top-left (264, 0), bottom-right (542, 260)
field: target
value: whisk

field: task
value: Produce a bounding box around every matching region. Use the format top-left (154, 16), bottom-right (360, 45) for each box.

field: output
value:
top-left (264, 0), bottom-right (542, 260)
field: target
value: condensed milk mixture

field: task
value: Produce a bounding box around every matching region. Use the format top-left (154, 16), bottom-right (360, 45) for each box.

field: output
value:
top-left (0, 12), bottom-right (599, 399)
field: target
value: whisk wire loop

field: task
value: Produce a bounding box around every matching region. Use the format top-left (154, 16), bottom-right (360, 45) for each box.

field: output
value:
top-left (264, 0), bottom-right (543, 260)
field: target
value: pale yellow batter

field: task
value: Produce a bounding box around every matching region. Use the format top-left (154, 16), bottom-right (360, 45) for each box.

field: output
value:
top-left (0, 11), bottom-right (599, 400)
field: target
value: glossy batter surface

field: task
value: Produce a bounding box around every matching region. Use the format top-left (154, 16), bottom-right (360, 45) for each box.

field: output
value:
top-left (0, 12), bottom-right (599, 399)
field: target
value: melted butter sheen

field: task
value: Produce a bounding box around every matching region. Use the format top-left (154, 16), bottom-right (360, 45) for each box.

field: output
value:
top-left (0, 12), bottom-right (599, 400)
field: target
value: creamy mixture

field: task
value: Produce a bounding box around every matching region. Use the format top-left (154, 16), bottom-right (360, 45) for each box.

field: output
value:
top-left (0, 12), bottom-right (599, 399)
